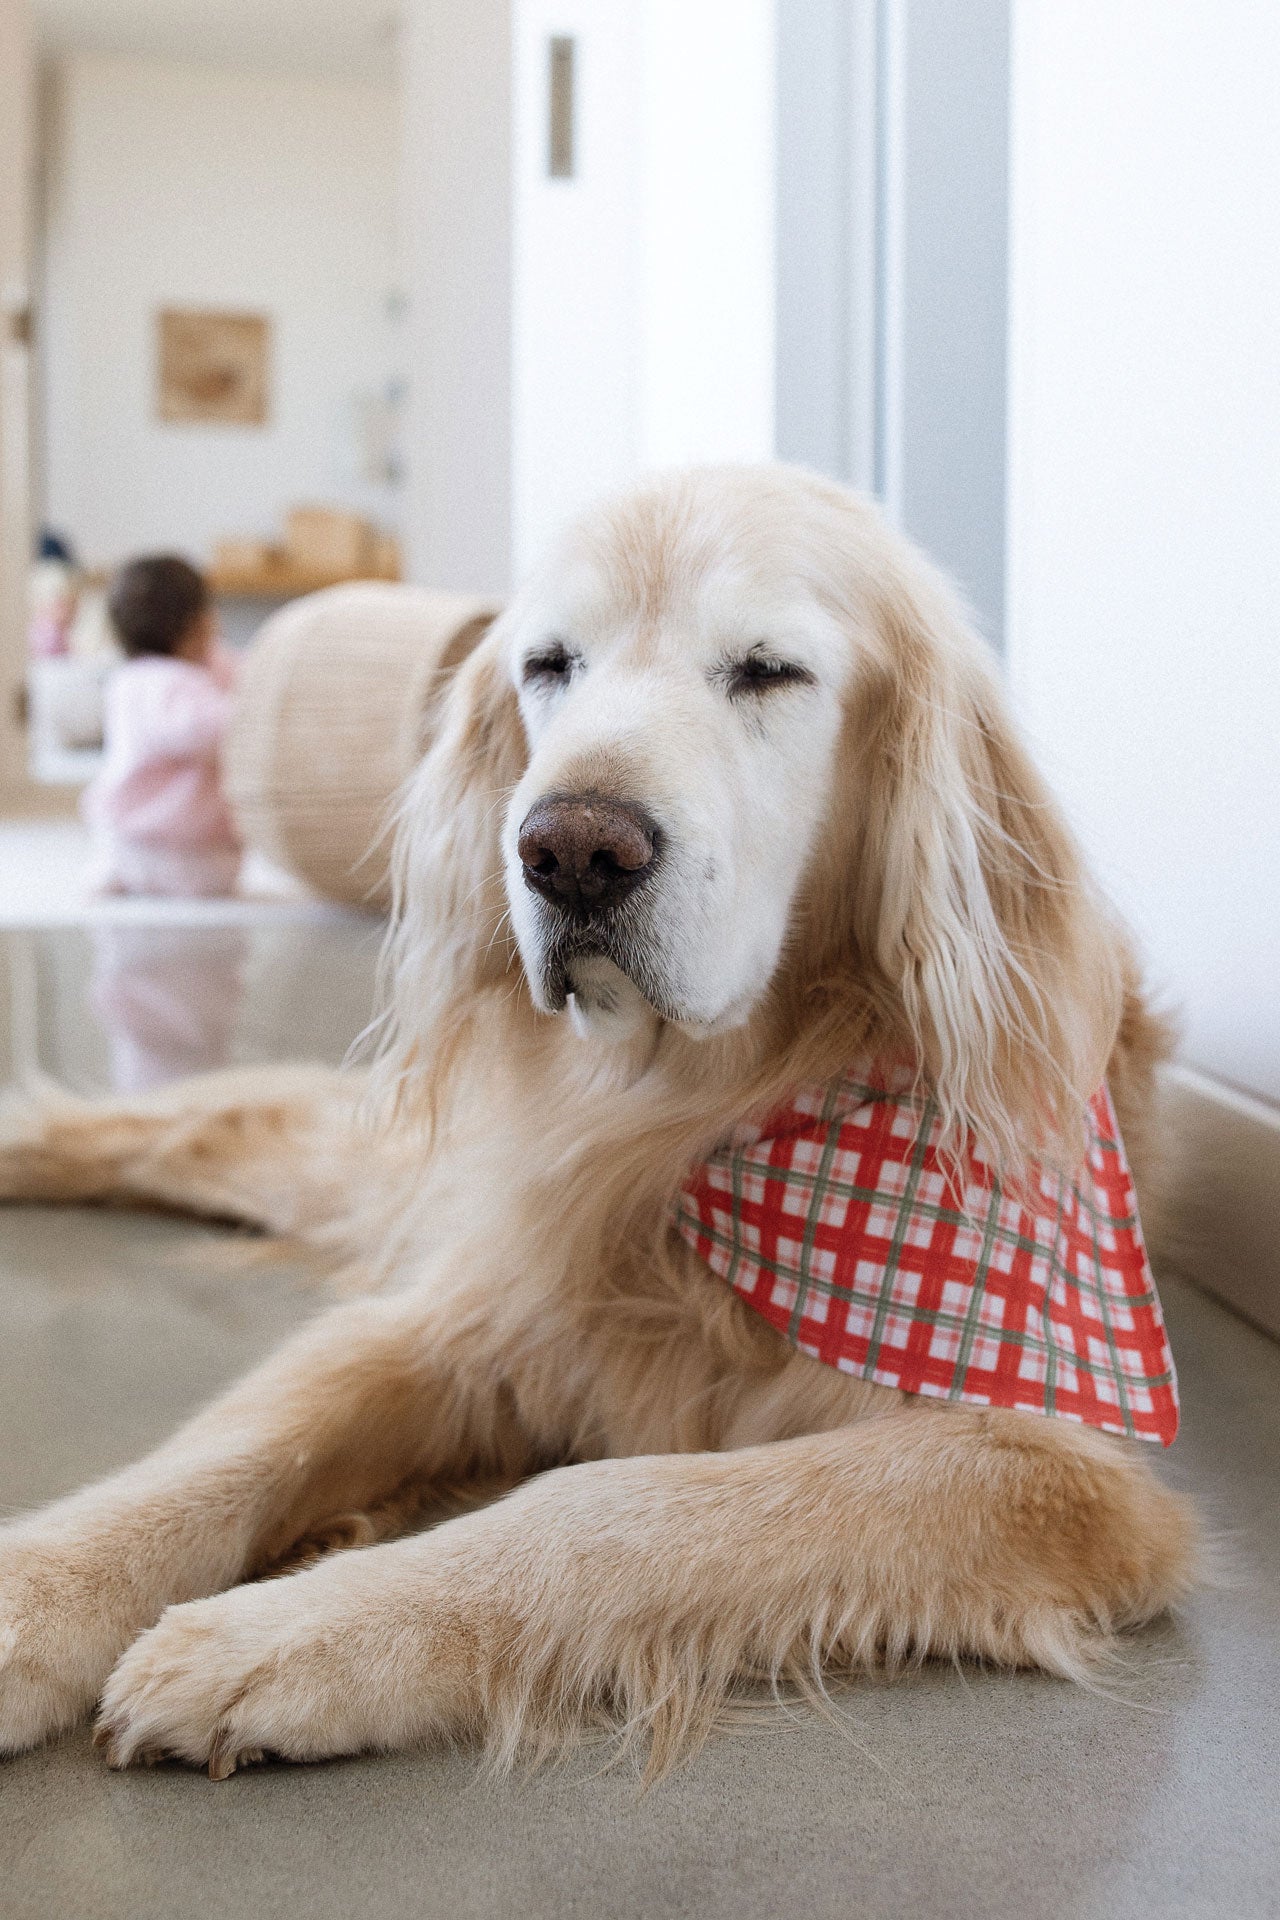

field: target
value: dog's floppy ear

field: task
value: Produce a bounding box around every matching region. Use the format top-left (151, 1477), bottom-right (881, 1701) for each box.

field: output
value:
top-left (375, 619), bottom-right (527, 1108)
top-left (848, 562), bottom-right (1122, 1172)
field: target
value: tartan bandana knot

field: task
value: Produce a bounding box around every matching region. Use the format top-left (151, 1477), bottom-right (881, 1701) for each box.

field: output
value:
top-left (674, 1066), bottom-right (1178, 1445)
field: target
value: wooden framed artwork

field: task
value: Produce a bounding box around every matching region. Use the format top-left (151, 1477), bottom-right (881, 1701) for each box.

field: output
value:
top-left (156, 308), bottom-right (271, 426)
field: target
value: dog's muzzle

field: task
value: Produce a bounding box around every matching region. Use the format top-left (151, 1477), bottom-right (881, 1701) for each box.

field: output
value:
top-left (517, 793), bottom-right (658, 919)
top-left (514, 791), bottom-right (675, 1017)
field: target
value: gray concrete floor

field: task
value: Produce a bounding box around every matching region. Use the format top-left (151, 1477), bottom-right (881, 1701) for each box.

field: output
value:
top-left (1, 925), bottom-right (1278, 1920)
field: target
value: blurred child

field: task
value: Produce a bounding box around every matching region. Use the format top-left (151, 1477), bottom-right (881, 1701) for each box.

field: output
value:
top-left (83, 556), bottom-right (243, 897)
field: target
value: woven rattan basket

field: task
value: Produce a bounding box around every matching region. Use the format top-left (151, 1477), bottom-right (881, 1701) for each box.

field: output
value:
top-left (225, 583), bottom-right (499, 909)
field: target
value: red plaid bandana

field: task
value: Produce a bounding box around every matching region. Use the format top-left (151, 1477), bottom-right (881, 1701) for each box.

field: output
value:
top-left (674, 1068), bottom-right (1178, 1445)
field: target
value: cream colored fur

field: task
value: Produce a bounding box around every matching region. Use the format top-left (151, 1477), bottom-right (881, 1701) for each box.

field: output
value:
top-left (0, 467), bottom-right (1194, 1780)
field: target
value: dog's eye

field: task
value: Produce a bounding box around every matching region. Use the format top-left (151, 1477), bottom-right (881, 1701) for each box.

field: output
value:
top-left (522, 642), bottom-right (578, 689)
top-left (720, 652), bottom-right (814, 698)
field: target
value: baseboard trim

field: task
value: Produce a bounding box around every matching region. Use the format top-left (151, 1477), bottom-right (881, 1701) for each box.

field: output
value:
top-left (1158, 1064), bottom-right (1280, 1343)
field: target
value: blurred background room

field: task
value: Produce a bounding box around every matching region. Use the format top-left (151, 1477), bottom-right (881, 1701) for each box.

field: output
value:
top-left (0, 0), bottom-right (1276, 1284)
top-left (2, 0), bottom-right (1276, 1221)
top-left (1, 2), bottom-right (1278, 1909)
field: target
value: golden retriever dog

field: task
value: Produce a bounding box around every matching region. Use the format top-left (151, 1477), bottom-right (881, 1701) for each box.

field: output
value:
top-left (0, 466), bottom-right (1195, 1780)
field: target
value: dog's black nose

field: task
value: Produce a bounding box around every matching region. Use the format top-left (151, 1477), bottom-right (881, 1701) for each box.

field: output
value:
top-left (518, 794), bottom-right (657, 915)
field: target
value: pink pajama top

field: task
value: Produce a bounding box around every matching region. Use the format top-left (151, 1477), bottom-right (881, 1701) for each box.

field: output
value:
top-left (83, 650), bottom-right (243, 896)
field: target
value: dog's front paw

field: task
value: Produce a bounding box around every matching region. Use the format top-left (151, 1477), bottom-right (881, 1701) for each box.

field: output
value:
top-left (0, 1526), bottom-right (137, 1755)
top-left (96, 1569), bottom-right (390, 1779)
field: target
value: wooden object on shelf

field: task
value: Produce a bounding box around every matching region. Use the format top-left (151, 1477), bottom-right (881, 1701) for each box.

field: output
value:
top-left (224, 582), bottom-right (499, 909)
top-left (211, 536), bottom-right (275, 576)
top-left (209, 519), bottom-right (402, 600)
top-left (208, 545), bottom-right (402, 600)
top-left (370, 530), bottom-right (401, 580)
top-left (208, 553), bottom-right (401, 599)
top-left (285, 505), bottom-right (373, 577)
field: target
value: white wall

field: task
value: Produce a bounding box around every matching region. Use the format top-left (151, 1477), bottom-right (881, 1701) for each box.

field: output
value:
top-left (636, 0), bottom-right (775, 475)
top-left (403, 0), bottom-right (775, 592)
top-left (1006, 0), bottom-right (1280, 1104)
top-left (401, 0), bottom-right (513, 594)
top-left (511, 1), bottom-right (644, 582)
top-left (39, 51), bottom-right (401, 569)
top-left (511, 0), bottom-right (775, 572)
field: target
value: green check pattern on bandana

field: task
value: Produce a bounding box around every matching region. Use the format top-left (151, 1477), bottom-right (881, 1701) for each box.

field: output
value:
top-left (674, 1069), bottom-right (1178, 1445)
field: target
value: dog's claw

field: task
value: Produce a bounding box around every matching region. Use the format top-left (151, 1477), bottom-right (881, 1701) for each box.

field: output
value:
top-left (94, 1716), bottom-right (162, 1770)
top-left (207, 1734), bottom-right (264, 1781)
top-left (93, 1715), bottom-right (124, 1765)
top-left (94, 1711), bottom-right (264, 1778)
top-left (96, 1721), bottom-right (130, 1769)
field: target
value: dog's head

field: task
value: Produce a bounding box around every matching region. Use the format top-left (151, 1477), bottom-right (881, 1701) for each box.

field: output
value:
top-left (387, 466), bottom-right (1121, 1165)
top-left (502, 471), bottom-right (862, 1037)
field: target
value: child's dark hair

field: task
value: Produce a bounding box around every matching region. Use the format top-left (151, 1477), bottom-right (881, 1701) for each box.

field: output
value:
top-left (107, 555), bottom-right (209, 659)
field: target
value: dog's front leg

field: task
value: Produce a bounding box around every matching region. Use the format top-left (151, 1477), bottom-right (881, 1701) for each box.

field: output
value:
top-left (97, 1408), bottom-right (1195, 1778)
top-left (0, 1288), bottom-right (523, 1757)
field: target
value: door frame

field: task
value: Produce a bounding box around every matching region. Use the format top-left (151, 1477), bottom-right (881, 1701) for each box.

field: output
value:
top-left (0, 0), bottom-right (41, 811)
top-left (773, 0), bottom-right (1013, 651)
